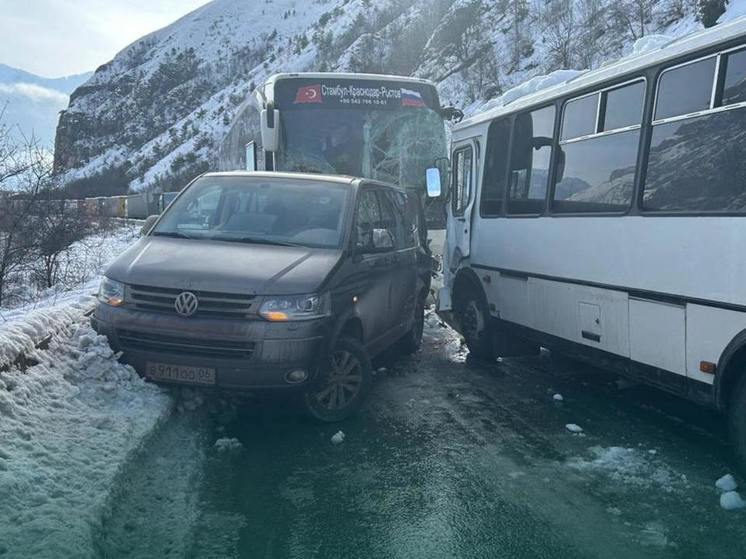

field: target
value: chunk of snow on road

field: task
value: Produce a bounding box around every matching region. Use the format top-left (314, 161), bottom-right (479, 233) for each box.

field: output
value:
top-left (0, 323), bottom-right (171, 557)
top-left (553, 393), bottom-right (564, 402)
top-left (214, 437), bottom-right (243, 453)
top-left (567, 446), bottom-right (682, 492)
top-left (565, 423), bottom-right (583, 433)
top-left (720, 491), bottom-right (746, 511)
top-left (331, 430), bottom-right (345, 445)
top-left (716, 473), bottom-right (738, 492)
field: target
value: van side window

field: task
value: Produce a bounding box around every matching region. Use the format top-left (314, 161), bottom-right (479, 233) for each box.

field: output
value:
top-left (355, 190), bottom-right (382, 249)
top-left (722, 48), bottom-right (746, 106)
top-left (480, 118), bottom-right (510, 217)
top-left (385, 190), bottom-right (416, 248)
top-left (507, 105), bottom-right (555, 215)
top-left (452, 146), bottom-right (473, 216)
top-left (655, 57), bottom-right (716, 121)
top-left (376, 190), bottom-right (400, 249)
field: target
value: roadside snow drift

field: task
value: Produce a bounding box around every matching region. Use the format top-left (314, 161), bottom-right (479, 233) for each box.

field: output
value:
top-left (0, 323), bottom-right (172, 558)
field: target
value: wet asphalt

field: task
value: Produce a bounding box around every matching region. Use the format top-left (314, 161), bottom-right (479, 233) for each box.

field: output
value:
top-left (98, 314), bottom-right (746, 559)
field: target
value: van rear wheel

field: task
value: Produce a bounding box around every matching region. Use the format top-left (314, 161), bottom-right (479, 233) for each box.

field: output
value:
top-left (455, 288), bottom-right (494, 361)
top-left (303, 337), bottom-right (372, 422)
top-left (728, 374), bottom-right (746, 472)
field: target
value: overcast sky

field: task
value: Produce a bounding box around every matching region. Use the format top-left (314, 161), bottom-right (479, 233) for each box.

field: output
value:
top-left (0, 0), bottom-right (210, 77)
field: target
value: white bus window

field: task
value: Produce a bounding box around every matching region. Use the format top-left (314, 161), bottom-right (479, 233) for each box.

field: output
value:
top-left (643, 108), bottom-right (746, 212)
top-left (561, 94), bottom-right (598, 140)
top-left (507, 106), bottom-right (555, 214)
top-left (655, 57), bottom-right (716, 121)
top-left (452, 147), bottom-right (473, 216)
top-left (552, 130), bottom-right (638, 213)
top-left (601, 81), bottom-right (644, 131)
top-left (722, 49), bottom-right (746, 106)
top-left (480, 118), bottom-right (511, 217)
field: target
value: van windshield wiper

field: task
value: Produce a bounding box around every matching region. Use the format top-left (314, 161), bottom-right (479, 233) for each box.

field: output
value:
top-left (215, 236), bottom-right (301, 247)
top-left (151, 230), bottom-right (194, 239)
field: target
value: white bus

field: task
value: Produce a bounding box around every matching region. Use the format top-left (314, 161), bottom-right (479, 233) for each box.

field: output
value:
top-left (438, 19), bottom-right (746, 466)
top-left (219, 73), bottom-right (457, 225)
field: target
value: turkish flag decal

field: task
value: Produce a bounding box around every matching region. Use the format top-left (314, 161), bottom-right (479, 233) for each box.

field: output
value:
top-left (294, 84), bottom-right (323, 104)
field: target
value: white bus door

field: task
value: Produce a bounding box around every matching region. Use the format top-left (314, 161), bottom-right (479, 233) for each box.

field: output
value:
top-left (447, 140), bottom-right (477, 270)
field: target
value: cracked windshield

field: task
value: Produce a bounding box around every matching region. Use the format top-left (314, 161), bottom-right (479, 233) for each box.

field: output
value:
top-left (2, 1), bottom-right (746, 558)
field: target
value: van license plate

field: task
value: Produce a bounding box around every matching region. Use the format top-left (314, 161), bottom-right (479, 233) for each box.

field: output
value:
top-left (146, 362), bottom-right (216, 385)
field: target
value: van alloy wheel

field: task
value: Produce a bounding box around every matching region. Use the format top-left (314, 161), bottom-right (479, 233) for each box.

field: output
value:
top-left (314, 350), bottom-right (363, 411)
top-left (303, 336), bottom-right (372, 422)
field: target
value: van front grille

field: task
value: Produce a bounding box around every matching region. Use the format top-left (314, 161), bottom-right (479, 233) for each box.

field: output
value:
top-left (127, 284), bottom-right (256, 319)
top-left (117, 329), bottom-right (256, 359)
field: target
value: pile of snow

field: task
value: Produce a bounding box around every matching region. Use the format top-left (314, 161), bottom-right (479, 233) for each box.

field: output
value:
top-left (331, 430), bottom-right (346, 445)
top-left (568, 446), bottom-right (683, 492)
top-left (630, 34), bottom-right (673, 56)
top-left (214, 437), bottom-right (243, 453)
top-left (0, 323), bottom-right (171, 558)
top-left (553, 393), bottom-right (564, 402)
top-left (715, 473), bottom-right (746, 511)
top-left (472, 69), bottom-right (586, 115)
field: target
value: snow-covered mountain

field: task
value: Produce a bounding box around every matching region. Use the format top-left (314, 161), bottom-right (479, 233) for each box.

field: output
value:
top-left (0, 64), bottom-right (91, 147)
top-left (53, 0), bottom-right (744, 194)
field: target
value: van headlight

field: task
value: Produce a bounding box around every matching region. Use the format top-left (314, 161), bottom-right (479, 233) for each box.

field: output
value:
top-left (259, 293), bottom-right (331, 322)
top-left (97, 277), bottom-right (125, 307)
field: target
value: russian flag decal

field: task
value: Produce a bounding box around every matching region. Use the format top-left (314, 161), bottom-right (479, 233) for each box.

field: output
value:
top-left (401, 88), bottom-right (426, 107)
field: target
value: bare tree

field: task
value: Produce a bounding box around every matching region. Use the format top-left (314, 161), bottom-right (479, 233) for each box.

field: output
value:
top-left (0, 108), bottom-right (53, 306)
top-left (538, 0), bottom-right (580, 69)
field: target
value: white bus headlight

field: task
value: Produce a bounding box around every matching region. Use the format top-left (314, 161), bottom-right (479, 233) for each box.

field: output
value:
top-left (97, 277), bottom-right (125, 307)
top-left (259, 293), bottom-right (331, 322)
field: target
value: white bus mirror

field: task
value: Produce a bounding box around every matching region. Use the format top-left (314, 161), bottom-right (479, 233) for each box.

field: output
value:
top-left (260, 109), bottom-right (280, 152)
top-left (426, 168), bottom-right (442, 198)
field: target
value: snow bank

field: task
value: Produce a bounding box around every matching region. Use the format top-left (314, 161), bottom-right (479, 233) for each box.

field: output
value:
top-left (214, 437), bottom-right (243, 453)
top-left (0, 324), bottom-right (172, 558)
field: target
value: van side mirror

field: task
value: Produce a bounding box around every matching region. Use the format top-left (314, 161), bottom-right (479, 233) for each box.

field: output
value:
top-left (260, 109), bottom-right (280, 152)
top-left (426, 168), bottom-right (442, 198)
top-left (141, 214), bottom-right (159, 236)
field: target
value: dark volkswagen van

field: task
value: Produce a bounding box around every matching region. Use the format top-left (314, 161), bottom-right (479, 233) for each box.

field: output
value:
top-left (92, 171), bottom-right (431, 421)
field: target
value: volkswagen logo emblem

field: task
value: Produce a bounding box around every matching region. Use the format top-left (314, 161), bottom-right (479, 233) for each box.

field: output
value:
top-left (174, 291), bottom-right (199, 317)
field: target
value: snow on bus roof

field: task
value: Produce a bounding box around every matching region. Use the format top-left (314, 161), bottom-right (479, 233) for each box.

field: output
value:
top-left (457, 16), bottom-right (746, 130)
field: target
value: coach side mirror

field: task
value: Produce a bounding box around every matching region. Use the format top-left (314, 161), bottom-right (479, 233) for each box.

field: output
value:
top-left (426, 168), bottom-right (442, 198)
top-left (141, 215), bottom-right (158, 236)
top-left (260, 108), bottom-right (280, 152)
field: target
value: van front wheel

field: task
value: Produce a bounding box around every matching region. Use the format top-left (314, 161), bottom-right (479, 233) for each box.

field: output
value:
top-left (455, 289), bottom-right (493, 361)
top-left (303, 337), bottom-right (372, 422)
top-left (728, 374), bottom-right (746, 472)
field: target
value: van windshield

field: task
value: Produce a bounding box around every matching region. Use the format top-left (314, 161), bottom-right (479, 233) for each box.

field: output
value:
top-left (153, 177), bottom-right (351, 249)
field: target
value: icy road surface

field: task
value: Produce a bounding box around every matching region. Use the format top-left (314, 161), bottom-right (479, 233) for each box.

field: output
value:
top-left (86, 312), bottom-right (746, 559)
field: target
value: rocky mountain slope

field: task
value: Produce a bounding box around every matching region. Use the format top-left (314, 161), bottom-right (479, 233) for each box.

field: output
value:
top-left (0, 64), bottom-right (90, 146)
top-left (53, 0), bottom-right (743, 194)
